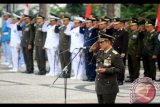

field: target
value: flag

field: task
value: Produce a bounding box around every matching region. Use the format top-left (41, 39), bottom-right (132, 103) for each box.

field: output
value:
top-left (156, 4), bottom-right (160, 32)
top-left (85, 3), bottom-right (92, 18)
top-left (24, 3), bottom-right (29, 15)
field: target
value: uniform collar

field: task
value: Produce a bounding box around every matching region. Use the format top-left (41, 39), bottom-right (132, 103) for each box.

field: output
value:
top-left (150, 29), bottom-right (155, 33)
top-left (104, 46), bottom-right (112, 53)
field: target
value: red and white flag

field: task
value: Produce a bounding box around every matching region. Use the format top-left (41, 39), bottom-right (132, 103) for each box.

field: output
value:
top-left (155, 4), bottom-right (160, 32)
top-left (24, 3), bottom-right (29, 15)
top-left (85, 3), bottom-right (92, 18)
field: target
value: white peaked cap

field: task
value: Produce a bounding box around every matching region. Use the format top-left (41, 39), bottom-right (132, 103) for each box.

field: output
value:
top-left (12, 13), bottom-right (21, 19)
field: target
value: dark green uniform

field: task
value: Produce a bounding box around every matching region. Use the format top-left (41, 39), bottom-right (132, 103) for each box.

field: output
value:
top-left (95, 48), bottom-right (125, 104)
top-left (20, 23), bottom-right (35, 73)
top-left (59, 25), bottom-right (71, 78)
top-left (142, 30), bottom-right (158, 80)
top-left (128, 30), bottom-right (141, 81)
top-left (34, 23), bottom-right (46, 75)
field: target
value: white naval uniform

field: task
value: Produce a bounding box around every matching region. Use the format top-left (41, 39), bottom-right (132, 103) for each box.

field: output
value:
top-left (10, 22), bottom-right (21, 71)
top-left (70, 26), bottom-right (87, 80)
top-left (44, 24), bottom-right (60, 76)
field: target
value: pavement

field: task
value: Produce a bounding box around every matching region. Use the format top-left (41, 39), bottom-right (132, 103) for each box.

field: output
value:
top-left (0, 53), bottom-right (160, 104)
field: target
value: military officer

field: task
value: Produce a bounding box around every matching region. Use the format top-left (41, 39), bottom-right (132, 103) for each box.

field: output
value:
top-left (69, 16), bottom-right (87, 80)
top-left (59, 15), bottom-right (73, 78)
top-left (44, 14), bottom-right (60, 76)
top-left (142, 19), bottom-right (159, 80)
top-left (18, 14), bottom-right (35, 73)
top-left (127, 18), bottom-right (141, 82)
top-left (34, 14), bottom-right (47, 75)
top-left (83, 18), bottom-right (98, 81)
top-left (9, 13), bottom-right (21, 72)
top-left (1, 12), bottom-right (11, 66)
top-left (112, 17), bottom-right (129, 85)
top-left (90, 31), bottom-right (125, 104)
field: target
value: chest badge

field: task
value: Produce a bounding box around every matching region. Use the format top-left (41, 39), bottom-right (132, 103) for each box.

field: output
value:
top-left (104, 57), bottom-right (111, 67)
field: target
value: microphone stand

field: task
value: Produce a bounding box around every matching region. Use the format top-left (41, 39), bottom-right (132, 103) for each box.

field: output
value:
top-left (49, 47), bottom-right (83, 104)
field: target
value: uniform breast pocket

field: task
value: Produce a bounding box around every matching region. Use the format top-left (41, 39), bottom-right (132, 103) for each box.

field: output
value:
top-left (25, 28), bottom-right (29, 31)
top-left (104, 58), bottom-right (111, 67)
top-left (131, 35), bottom-right (138, 40)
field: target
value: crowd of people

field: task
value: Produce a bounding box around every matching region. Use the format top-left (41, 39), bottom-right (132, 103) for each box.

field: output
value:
top-left (0, 11), bottom-right (160, 86)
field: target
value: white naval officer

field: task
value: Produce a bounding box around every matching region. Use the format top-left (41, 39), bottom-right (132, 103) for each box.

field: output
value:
top-left (43, 14), bottom-right (60, 76)
top-left (8, 13), bottom-right (21, 72)
top-left (70, 16), bottom-right (87, 80)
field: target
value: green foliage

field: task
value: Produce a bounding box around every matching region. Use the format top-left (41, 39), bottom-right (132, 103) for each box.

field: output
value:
top-left (121, 4), bottom-right (158, 19)
top-left (50, 5), bottom-right (65, 16)
top-left (65, 4), bottom-right (84, 16)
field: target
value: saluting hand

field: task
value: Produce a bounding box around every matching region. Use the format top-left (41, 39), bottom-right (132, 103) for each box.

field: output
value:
top-left (89, 41), bottom-right (98, 52)
top-left (152, 55), bottom-right (157, 59)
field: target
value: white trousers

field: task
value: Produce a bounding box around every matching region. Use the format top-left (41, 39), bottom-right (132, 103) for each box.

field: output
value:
top-left (11, 46), bottom-right (19, 70)
top-left (71, 52), bottom-right (86, 80)
top-left (46, 48), bottom-right (59, 75)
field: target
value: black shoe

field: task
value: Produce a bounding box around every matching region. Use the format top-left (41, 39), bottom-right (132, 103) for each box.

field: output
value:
top-left (35, 72), bottom-right (46, 75)
top-left (118, 81), bottom-right (123, 85)
top-left (26, 71), bottom-right (34, 74)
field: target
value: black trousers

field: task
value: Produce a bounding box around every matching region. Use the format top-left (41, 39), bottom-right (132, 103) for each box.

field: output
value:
top-left (97, 93), bottom-right (117, 104)
top-left (157, 54), bottom-right (160, 71)
top-left (22, 47), bottom-right (34, 72)
top-left (143, 55), bottom-right (156, 80)
top-left (117, 55), bottom-right (126, 82)
top-left (35, 46), bottom-right (46, 73)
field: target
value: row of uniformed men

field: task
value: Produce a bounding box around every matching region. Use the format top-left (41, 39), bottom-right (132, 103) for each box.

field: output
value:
top-left (1, 11), bottom-right (160, 83)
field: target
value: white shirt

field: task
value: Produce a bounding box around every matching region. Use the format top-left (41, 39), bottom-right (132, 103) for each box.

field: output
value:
top-left (70, 26), bottom-right (84, 53)
top-left (44, 24), bottom-right (59, 49)
top-left (10, 22), bottom-right (21, 47)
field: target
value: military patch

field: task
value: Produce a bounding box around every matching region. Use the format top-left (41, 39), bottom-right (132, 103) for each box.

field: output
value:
top-left (132, 35), bottom-right (138, 39)
top-left (25, 28), bottom-right (29, 31)
top-left (112, 50), bottom-right (118, 54)
top-left (104, 57), bottom-right (111, 67)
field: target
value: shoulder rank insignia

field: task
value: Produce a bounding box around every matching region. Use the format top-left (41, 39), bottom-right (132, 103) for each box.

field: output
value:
top-left (112, 50), bottom-right (118, 54)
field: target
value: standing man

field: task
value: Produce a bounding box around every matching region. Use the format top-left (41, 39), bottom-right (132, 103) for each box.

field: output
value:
top-left (1, 12), bottom-right (11, 66)
top-left (44, 14), bottom-right (60, 76)
top-left (83, 18), bottom-right (98, 81)
top-left (142, 19), bottom-right (159, 80)
top-left (9, 13), bottom-right (21, 72)
top-left (112, 18), bottom-right (129, 85)
top-left (90, 31), bottom-right (125, 104)
top-left (34, 14), bottom-right (47, 75)
top-left (58, 15), bottom-right (73, 78)
top-left (70, 17), bottom-right (86, 80)
top-left (19, 14), bottom-right (35, 74)
top-left (127, 18), bottom-right (141, 82)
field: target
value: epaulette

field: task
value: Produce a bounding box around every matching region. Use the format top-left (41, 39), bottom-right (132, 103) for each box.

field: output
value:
top-left (112, 50), bottom-right (118, 54)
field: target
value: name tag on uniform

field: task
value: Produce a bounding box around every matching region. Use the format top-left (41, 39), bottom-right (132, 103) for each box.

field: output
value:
top-left (25, 28), bottom-right (29, 31)
top-left (132, 35), bottom-right (137, 39)
top-left (38, 28), bottom-right (42, 31)
top-left (104, 57), bottom-right (111, 67)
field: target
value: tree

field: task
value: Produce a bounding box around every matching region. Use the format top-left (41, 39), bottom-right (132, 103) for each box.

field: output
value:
top-left (65, 4), bottom-right (84, 16)
top-left (39, 4), bottom-right (47, 17)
